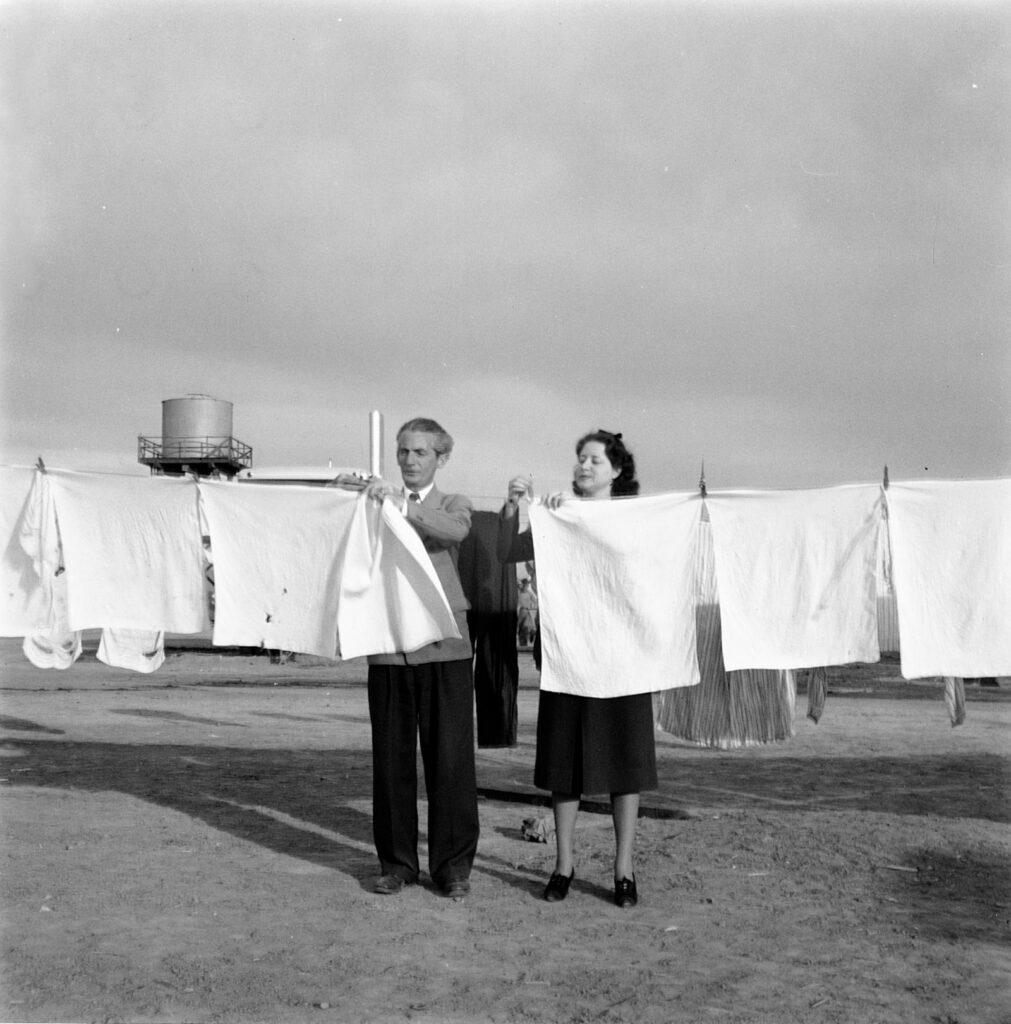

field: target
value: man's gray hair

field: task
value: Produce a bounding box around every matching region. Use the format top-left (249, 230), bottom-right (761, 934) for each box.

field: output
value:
top-left (397, 417), bottom-right (454, 456)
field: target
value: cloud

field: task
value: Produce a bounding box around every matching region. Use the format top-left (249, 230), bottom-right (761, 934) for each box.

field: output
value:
top-left (1, 0), bottom-right (1007, 493)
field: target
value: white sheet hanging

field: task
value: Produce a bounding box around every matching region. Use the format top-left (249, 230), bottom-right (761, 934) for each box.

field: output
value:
top-left (885, 479), bottom-right (1011, 679)
top-left (705, 485), bottom-right (882, 671)
top-left (199, 481), bottom-right (356, 658)
top-left (198, 483), bottom-right (458, 659)
top-left (530, 491), bottom-right (701, 697)
top-left (46, 469), bottom-right (207, 634)
top-left (0, 466), bottom-right (44, 636)
top-left (15, 469), bottom-right (82, 667)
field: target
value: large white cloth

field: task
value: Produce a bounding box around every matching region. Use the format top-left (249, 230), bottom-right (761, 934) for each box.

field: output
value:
top-left (530, 492), bottom-right (701, 697)
top-left (705, 485), bottom-right (882, 671)
top-left (199, 482), bottom-right (355, 658)
top-left (0, 466), bottom-right (43, 636)
top-left (335, 495), bottom-right (460, 659)
top-left (46, 469), bottom-right (207, 633)
top-left (9, 470), bottom-right (178, 672)
top-left (199, 482), bottom-right (458, 659)
top-left (885, 479), bottom-right (1011, 679)
top-left (14, 469), bottom-right (82, 667)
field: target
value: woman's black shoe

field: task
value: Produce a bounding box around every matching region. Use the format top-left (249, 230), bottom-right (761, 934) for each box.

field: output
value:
top-left (542, 871), bottom-right (574, 902)
top-left (614, 875), bottom-right (638, 908)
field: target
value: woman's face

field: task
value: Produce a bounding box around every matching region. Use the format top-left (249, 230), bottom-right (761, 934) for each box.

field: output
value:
top-left (573, 440), bottom-right (618, 499)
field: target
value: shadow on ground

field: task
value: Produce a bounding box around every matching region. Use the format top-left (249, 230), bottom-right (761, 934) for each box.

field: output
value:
top-left (653, 751), bottom-right (1010, 823)
top-left (0, 737), bottom-right (377, 883)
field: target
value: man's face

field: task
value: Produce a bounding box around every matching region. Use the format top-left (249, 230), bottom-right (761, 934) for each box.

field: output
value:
top-left (396, 431), bottom-right (446, 492)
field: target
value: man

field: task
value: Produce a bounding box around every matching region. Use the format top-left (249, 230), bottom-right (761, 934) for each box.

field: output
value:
top-left (356, 417), bottom-right (478, 899)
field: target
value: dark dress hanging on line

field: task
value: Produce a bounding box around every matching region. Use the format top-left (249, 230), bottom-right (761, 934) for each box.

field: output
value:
top-left (457, 510), bottom-right (519, 747)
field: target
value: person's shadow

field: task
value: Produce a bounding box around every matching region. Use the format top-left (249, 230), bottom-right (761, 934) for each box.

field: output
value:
top-left (1, 728), bottom-right (380, 885)
top-left (1, 718), bottom-right (541, 896)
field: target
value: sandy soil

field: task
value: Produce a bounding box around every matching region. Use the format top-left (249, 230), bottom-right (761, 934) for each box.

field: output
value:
top-left (0, 640), bottom-right (1008, 1024)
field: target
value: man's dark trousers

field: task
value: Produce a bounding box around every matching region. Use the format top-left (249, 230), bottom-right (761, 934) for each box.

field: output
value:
top-left (367, 658), bottom-right (479, 888)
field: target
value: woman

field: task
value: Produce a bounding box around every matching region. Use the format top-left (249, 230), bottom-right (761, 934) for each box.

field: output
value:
top-left (498, 430), bottom-right (656, 908)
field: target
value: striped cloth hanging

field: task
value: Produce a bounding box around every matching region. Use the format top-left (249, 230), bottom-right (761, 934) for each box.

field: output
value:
top-left (656, 514), bottom-right (795, 749)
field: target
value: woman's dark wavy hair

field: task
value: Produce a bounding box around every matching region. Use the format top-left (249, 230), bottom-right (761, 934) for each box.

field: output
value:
top-left (573, 429), bottom-right (640, 497)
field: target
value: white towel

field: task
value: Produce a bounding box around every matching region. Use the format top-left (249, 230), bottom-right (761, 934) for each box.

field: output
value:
top-left (530, 492), bottom-right (701, 697)
top-left (705, 485), bottom-right (882, 671)
top-left (0, 466), bottom-right (44, 636)
top-left (885, 479), bottom-right (1011, 679)
top-left (46, 470), bottom-right (207, 633)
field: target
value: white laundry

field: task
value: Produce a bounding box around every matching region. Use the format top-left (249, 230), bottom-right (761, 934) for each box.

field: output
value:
top-left (198, 483), bottom-right (458, 659)
top-left (530, 492), bottom-right (701, 697)
top-left (0, 466), bottom-right (44, 636)
top-left (335, 496), bottom-right (460, 659)
top-left (23, 629), bottom-right (82, 669)
top-left (885, 479), bottom-right (1011, 679)
top-left (705, 485), bottom-right (882, 671)
top-left (199, 481), bottom-right (356, 657)
top-left (16, 469), bottom-right (82, 668)
top-left (46, 470), bottom-right (207, 633)
top-left (97, 629), bottom-right (166, 673)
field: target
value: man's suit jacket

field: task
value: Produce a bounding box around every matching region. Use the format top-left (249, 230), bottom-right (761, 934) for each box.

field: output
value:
top-left (368, 486), bottom-right (474, 666)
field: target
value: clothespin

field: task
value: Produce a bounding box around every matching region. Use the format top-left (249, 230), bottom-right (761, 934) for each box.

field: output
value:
top-left (35, 456), bottom-right (46, 474)
top-left (698, 460), bottom-right (707, 498)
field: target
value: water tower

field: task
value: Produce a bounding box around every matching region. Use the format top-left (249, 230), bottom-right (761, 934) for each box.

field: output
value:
top-left (138, 395), bottom-right (253, 477)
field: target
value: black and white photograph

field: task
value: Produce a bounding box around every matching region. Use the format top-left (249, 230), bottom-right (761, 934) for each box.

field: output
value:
top-left (1, 2), bottom-right (1008, 1022)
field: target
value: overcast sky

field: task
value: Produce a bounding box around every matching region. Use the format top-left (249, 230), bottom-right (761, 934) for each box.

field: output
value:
top-left (2, 0), bottom-right (1008, 507)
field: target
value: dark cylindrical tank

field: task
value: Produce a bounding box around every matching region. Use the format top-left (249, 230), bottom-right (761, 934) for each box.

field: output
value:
top-left (162, 395), bottom-right (233, 444)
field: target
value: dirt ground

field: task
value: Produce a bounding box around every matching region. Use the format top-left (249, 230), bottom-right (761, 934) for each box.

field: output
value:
top-left (0, 639), bottom-right (1008, 1024)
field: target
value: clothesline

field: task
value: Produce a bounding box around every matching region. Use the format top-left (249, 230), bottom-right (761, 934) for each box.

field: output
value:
top-left (2, 466), bottom-right (1009, 688)
top-left (1, 466), bottom-right (461, 673)
top-left (527, 477), bottom-right (1010, 690)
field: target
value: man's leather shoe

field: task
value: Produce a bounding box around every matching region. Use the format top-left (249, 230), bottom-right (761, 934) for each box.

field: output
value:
top-left (442, 879), bottom-right (470, 900)
top-left (374, 874), bottom-right (409, 895)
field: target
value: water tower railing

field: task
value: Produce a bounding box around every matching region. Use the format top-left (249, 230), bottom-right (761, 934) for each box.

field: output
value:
top-left (137, 435), bottom-right (253, 467)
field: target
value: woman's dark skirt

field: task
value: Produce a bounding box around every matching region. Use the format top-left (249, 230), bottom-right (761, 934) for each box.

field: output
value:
top-left (533, 690), bottom-right (658, 796)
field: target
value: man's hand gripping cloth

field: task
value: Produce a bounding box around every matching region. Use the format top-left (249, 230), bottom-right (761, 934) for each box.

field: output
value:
top-left (198, 483), bottom-right (457, 659)
top-left (704, 485), bottom-right (883, 671)
top-left (529, 491), bottom-right (701, 697)
top-left (885, 479), bottom-right (1011, 680)
top-left (335, 494), bottom-right (459, 659)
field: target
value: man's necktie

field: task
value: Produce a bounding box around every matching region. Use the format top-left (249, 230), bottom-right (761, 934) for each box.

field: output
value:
top-left (408, 492), bottom-right (421, 503)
